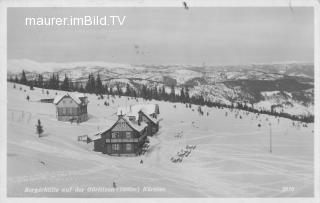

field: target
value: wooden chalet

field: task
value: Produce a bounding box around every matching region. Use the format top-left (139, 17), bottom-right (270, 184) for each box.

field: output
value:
top-left (53, 93), bottom-right (89, 123)
top-left (89, 116), bottom-right (148, 156)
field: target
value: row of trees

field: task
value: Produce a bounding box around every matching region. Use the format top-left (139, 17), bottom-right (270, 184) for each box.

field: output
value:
top-left (8, 70), bottom-right (314, 123)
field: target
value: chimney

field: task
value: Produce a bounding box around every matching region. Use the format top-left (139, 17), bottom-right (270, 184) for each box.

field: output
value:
top-left (138, 110), bottom-right (142, 125)
top-left (118, 110), bottom-right (124, 119)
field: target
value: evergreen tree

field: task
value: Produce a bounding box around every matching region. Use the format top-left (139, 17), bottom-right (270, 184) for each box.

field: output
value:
top-left (37, 74), bottom-right (43, 88)
top-left (125, 84), bottom-right (131, 96)
top-left (85, 73), bottom-right (96, 93)
top-left (79, 83), bottom-right (85, 93)
top-left (48, 73), bottom-right (60, 89)
top-left (161, 85), bottom-right (167, 100)
top-left (14, 75), bottom-right (19, 83)
top-left (180, 88), bottom-right (185, 102)
top-left (141, 85), bottom-right (147, 99)
top-left (69, 81), bottom-right (74, 91)
top-left (20, 70), bottom-right (28, 85)
top-left (170, 84), bottom-right (175, 101)
top-left (152, 86), bottom-right (158, 100)
top-left (36, 119), bottom-right (44, 137)
top-left (185, 86), bottom-right (190, 102)
top-left (116, 84), bottom-right (122, 95)
top-left (61, 74), bottom-right (70, 91)
top-left (95, 73), bottom-right (103, 94)
top-left (55, 74), bottom-right (60, 89)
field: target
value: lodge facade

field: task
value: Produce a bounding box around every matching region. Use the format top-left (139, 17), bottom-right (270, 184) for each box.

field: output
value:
top-left (90, 116), bottom-right (148, 155)
top-left (89, 104), bottom-right (160, 156)
top-left (53, 93), bottom-right (89, 123)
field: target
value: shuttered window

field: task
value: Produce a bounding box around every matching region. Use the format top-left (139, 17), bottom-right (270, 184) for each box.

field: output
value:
top-left (125, 132), bottom-right (131, 139)
top-left (125, 144), bottom-right (132, 151)
top-left (112, 132), bottom-right (119, 138)
top-left (112, 144), bottom-right (120, 151)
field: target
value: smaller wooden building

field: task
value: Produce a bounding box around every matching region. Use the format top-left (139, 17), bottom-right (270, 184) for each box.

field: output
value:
top-left (53, 93), bottom-right (89, 123)
top-left (138, 110), bottom-right (159, 135)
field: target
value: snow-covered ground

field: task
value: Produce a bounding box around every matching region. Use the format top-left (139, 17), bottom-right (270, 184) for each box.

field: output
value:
top-left (7, 83), bottom-right (314, 197)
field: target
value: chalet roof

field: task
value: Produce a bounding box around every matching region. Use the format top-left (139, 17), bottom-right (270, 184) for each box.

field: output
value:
top-left (94, 116), bottom-right (147, 138)
top-left (87, 123), bottom-right (113, 141)
top-left (117, 104), bottom-right (158, 118)
top-left (87, 132), bottom-right (102, 141)
top-left (139, 110), bottom-right (159, 124)
top-left (53, 93), bottom-right (88, 105)
top-left (123, 116), bottom-right (148, 132)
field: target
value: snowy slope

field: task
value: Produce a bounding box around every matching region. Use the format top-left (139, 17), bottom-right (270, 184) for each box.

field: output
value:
top-left (7, 82), bottom-right (314, 197)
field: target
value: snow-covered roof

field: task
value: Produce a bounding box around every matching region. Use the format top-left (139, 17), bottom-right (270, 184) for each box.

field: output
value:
top-left (53, 93), bottom-right (87, 105)
top-left (53, 95), bottom-right (64, 105)
top-left (87, 132), bottom-right (102, 141)
top-left (140, 111), bottom-right (159, 124)
top-left (123, 116), bottom-right (148, 132)
top-left (117, 104), bottom-right (158, 118)
top-left (96, 116), bottom-right (147, 136)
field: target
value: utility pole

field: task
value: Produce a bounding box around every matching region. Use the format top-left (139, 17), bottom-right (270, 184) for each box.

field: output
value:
top-left (269, 122), bottom-right (272, 153)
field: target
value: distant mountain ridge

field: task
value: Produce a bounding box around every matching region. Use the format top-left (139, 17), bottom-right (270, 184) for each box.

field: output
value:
top-left (7, 59), bottom-right (314, 117)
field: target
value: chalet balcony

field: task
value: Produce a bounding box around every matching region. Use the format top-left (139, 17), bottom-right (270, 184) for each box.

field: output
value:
top-left (106, 138), bottom-right (139, 143)
top-left (105, 134), bottom-right (147, 143)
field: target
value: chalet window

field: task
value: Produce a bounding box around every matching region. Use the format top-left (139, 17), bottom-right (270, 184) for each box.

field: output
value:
top-left (72, 108), bottom-right (78, 115)
top-left (62, 108), bottom-right (67, 115)
top-left (125, 144), bottom-right (132, 151)
top-left (63, 100), bottom-right (66, 104)
top-left (66, 108), bottom-right (71, 115)
top-left (119, 121), bottom-right (126, 128)
top-left (112, 144), bottom-right (120, 151)
top-left (125, 132), bottom-right (131, 139)
top-left (111, 132), bottom-right (119, 139)
top-left (70, 100), bottom-right (73, 104)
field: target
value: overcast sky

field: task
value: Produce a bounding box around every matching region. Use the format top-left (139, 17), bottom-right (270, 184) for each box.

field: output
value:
top-left (7, 7), bottom-right (314, 65)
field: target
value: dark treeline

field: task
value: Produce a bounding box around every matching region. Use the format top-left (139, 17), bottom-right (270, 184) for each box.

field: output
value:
top-left (8, 70), bottom-right (314, 123)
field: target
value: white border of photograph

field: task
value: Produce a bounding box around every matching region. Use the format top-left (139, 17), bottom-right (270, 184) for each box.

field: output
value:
top-left (0, 0), bottom-right (319, 203)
